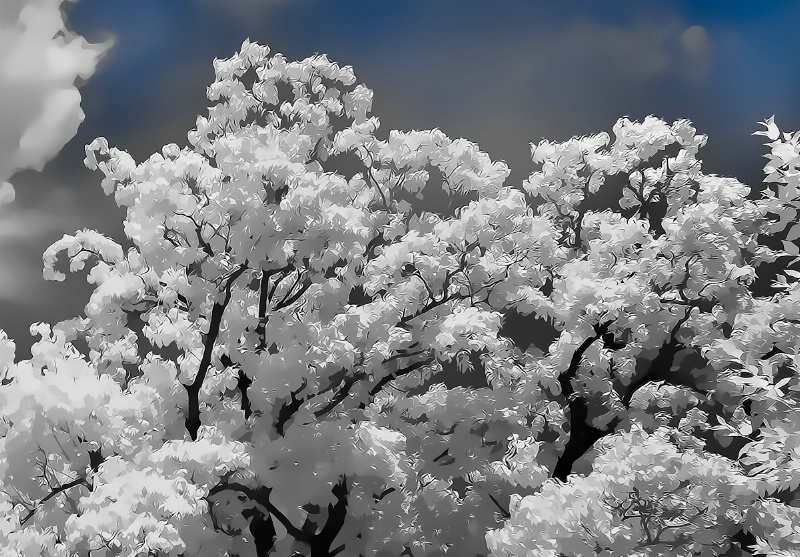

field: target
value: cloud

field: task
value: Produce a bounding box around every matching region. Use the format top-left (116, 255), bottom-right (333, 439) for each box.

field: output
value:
top-left (0, 183), bottom-right (14, 206)
top-left (0, 185), bottom-right (81, 305)
top-left (679, 24), bottom-right (711, 79)
top-left (680, 24), bottom-right (711, 55)
top-left (0, 0), bottom-right (111, 207)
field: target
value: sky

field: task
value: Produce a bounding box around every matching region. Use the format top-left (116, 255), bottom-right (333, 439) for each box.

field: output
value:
top-left (2, 0), bottom-right (800, 358)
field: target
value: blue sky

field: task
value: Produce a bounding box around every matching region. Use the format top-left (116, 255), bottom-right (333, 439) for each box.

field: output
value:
top-left (2, 0), bottom-right (800, 356)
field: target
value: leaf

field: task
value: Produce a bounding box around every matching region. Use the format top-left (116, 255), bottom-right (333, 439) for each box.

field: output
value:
top-left (754, 116), bottom-right (780, 141)
top-left (787, 224), bottom-right (800, 243)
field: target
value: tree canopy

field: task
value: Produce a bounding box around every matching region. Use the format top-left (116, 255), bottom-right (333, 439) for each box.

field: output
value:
top-left (1, 40), bottom-right (800, 557)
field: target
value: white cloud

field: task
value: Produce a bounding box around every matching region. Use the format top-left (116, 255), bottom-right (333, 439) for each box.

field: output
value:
top-left (0, 183), bottom-right (15, 206)
top-left (0, 0), bottom-right (111, 207)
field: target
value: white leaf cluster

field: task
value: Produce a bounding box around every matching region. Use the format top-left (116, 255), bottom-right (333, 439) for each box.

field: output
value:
top-left (2, 41), bottom-right (800, 557)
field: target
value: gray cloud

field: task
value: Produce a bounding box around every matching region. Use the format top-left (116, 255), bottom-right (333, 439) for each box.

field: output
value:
top-left (679, 24), bottom-right (711, 79)
top-left (0, 185), bottom-right (82, 304)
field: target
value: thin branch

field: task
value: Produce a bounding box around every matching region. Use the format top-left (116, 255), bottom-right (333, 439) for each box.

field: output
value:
top-left (360, 148), bottom-right (389, 209)
top-left (273, 272), bottom-right (312, 311)
top-left (313, 371), bottom-right (368, 419)
top-left (20, 476), bottom-right (89, 526)
top-left (313, 352), bottom-right (434, 420)
top-left (486, 492), bottom-right (511, 520)
top-left (374, 487), bottom-right (396, 502)
top-left (365, 355), bottom-right (436, 401)
top-left (174, 211), bottom-right (215, 257)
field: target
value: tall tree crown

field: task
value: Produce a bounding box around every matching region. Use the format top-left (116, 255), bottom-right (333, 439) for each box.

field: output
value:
top-left (0, 40), bottom-right (799, 557)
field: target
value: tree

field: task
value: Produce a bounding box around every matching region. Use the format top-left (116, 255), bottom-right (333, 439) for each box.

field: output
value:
top-left (0, 39), bottom-right (799, 557)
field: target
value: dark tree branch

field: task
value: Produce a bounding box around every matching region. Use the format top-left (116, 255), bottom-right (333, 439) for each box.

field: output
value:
top-left (274, 378), bottom-right (309, 436)
top-left (729, 529), bottom-right (757, 555)
top-left (552, 320), bottom-right (621, 482)
top-left (643, 191), bottom-right (668, 238)
top-left (306, 137), bottom-right (325, 166)
top-left (398, 292), bottom-right (464, 326)
top-left (220, 354), bottom-right (253, 419)
top-left (312, 351), bottom-right (435, 420)
top-left (237, 369), bottom-right (253, 419)
top-left (382, 347), bottom-right (425, 364)
top-left (20, 476), bottom-right (89, 526)
top-left (212, 477), bottom-right (350, 557)
top-left (310, 476), bottom-right (349, 557)
top-left (313, 371), bottom-right (368, 419)
top-left (360, 149), bottom-right (389, 209)
top-left (620, 307), bottom-right (695, 408)
top-left (273, 272), bottom-right (313, 311)
top-left (552, 395), bottom-right (622, 482)
top-left (256, 265), bottom-right (293, 350)
top-left (208, 482), bottom-right (309, 543)
top-left (375, 487), bottom-right (395, 502)
top-left (280, 350), bottom-right (433, 434)
top-left (242, 507), bottom-right (277, 557)
top-left (486, 492), bottom-right (511, 520)
top-left (268, 269), bottom-right (290, 302)
top-left (364, 355), bottom-right (436, 402)
top-left (761, 344), bottom-right (785, 360)
top-left (558, 321), bottom-right (612, 397)
top-left (395, 239), bottom-right (484, 326)
top-left (363, 232), bottom-right (386, 261)
top-left (183, 263), bottom-right (249, 441)
top-left (88, 447), bottom-right (105, 473)
top-left (174, 211), bottom-right (215, 257)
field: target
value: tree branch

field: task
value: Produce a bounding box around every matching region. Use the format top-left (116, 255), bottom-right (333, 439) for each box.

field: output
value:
top-left (274, 378), bottom-right (309, 436)
top-left (363, 232), bottom-right (386, 262)
top-left (310, 476), bottom-right (349, 557)
top-left (552, 320), bottom-right (620, 481)
top-left (273, 271), bottom-right (312, 311)
top-left (558, 321), bottom-right (612, 397)
top-left (242, 507), bottom-right (277, 555)
top-left (360, 149), bottom-right (389, 209)
top-left (183, 263), bottom-right (249, 441)
top-left (313, 371), bottom-right (368, 419)
top-left (256, 265), bottom-right (293, 350)
top-left (364, 355), bottom-right (436, 402)
top-left (486, 492), bottom-right (511, 520)
top-left (20, 476), bottom-right (89, 526)
top-left (374, 487), bottom-right (395, 502)
top-left (620, 307), bottom-right (695, 408)
top-left (208, 482), bottom-right (309, 543)
top-left (174, 211), bottom-right (215, 257)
